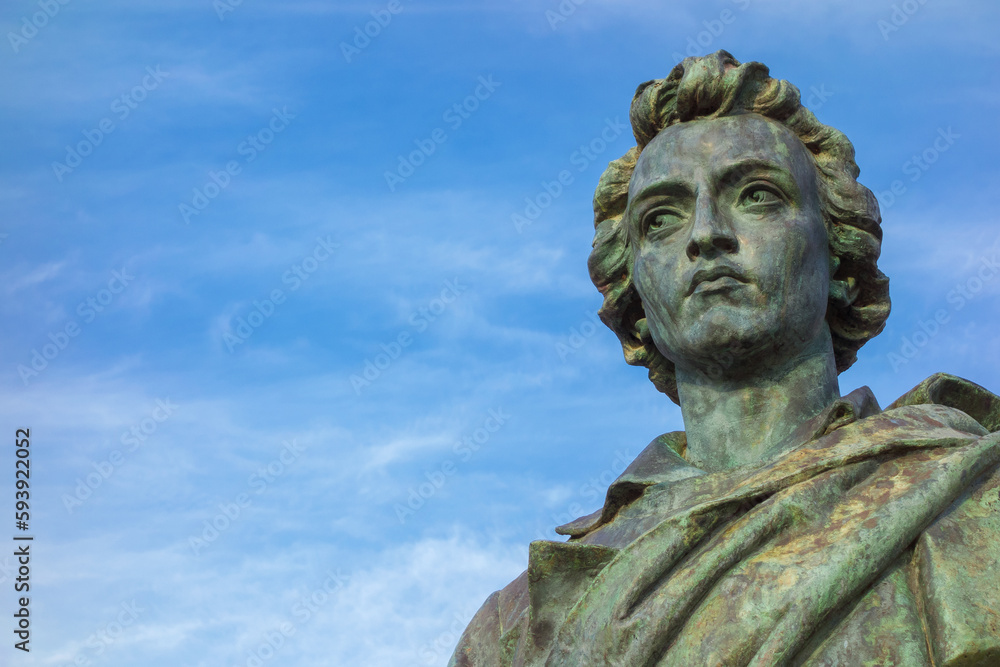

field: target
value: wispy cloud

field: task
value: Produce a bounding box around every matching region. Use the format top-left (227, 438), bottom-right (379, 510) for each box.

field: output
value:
top-left (1, 1), bottom-right (998, 665)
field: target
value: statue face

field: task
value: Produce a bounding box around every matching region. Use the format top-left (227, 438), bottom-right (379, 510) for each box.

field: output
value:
top-left (626, 113), bottom-right (832, 376)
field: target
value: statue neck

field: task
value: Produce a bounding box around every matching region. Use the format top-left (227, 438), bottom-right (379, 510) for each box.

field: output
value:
top-left (675, 333), bottom-right (840, 473)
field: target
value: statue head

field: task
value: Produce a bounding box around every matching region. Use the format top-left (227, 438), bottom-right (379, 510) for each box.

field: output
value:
top-left (589, 51), bottom-right (890, 403)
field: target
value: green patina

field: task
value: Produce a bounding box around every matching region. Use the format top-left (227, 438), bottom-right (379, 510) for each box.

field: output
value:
top-left (449, 52), bottom-right (999, 667)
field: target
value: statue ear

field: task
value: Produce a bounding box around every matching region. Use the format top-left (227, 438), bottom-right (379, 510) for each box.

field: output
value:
top-left (828, 254), bottom-right (858, 309)
top-left (829, 275), bottom-right (859, 309)
top-left (634, 317), bottom-right (653, 343)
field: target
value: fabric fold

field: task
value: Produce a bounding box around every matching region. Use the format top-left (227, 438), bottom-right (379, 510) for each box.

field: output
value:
top-left (448, 376), bottom-right (1000, 667)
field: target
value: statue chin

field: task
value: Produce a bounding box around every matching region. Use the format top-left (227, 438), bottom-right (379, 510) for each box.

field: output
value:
top-left (654, 320), bottom-right (784, 381)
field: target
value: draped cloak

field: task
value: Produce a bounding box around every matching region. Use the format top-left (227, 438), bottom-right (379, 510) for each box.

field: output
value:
top-left (447, 374), bottom-right (1000, 667)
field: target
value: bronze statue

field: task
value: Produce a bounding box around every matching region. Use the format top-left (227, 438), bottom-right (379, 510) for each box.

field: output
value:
top-left (450, 51), bottom-right (1000, 666)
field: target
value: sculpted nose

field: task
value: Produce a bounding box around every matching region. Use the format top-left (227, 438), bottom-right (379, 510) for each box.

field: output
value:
top-left (686, 193), bottom-right (738, 260)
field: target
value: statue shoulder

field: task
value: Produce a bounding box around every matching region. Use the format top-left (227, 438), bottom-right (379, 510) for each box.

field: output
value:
top-left (918, 438), bottom-right (1000, 663)
top-left (448, 571), bottom-right (529, 667)
top-left (887, 373), bottom-right (1000, 432)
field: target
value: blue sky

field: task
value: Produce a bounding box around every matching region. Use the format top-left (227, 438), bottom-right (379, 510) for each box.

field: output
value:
top-left (1, 1), bottom-right (998, 665)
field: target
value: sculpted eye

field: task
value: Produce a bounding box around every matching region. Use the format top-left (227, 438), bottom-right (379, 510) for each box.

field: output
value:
top-left (739, 184), bottom-right (784, 211)
top-left (643, 209), bottom-right (684, 236)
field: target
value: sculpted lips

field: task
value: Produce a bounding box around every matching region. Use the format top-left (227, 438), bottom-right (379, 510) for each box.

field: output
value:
top-left (688, 265), bottom-right (750, 295)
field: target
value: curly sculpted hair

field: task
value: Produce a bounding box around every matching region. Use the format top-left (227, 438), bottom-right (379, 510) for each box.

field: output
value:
top-left (588, 51), bottom-right (890, 403)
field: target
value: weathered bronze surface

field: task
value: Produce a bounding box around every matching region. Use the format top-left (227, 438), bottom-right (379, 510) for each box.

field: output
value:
top-left (449, 51), bottom-right (1000, 666)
